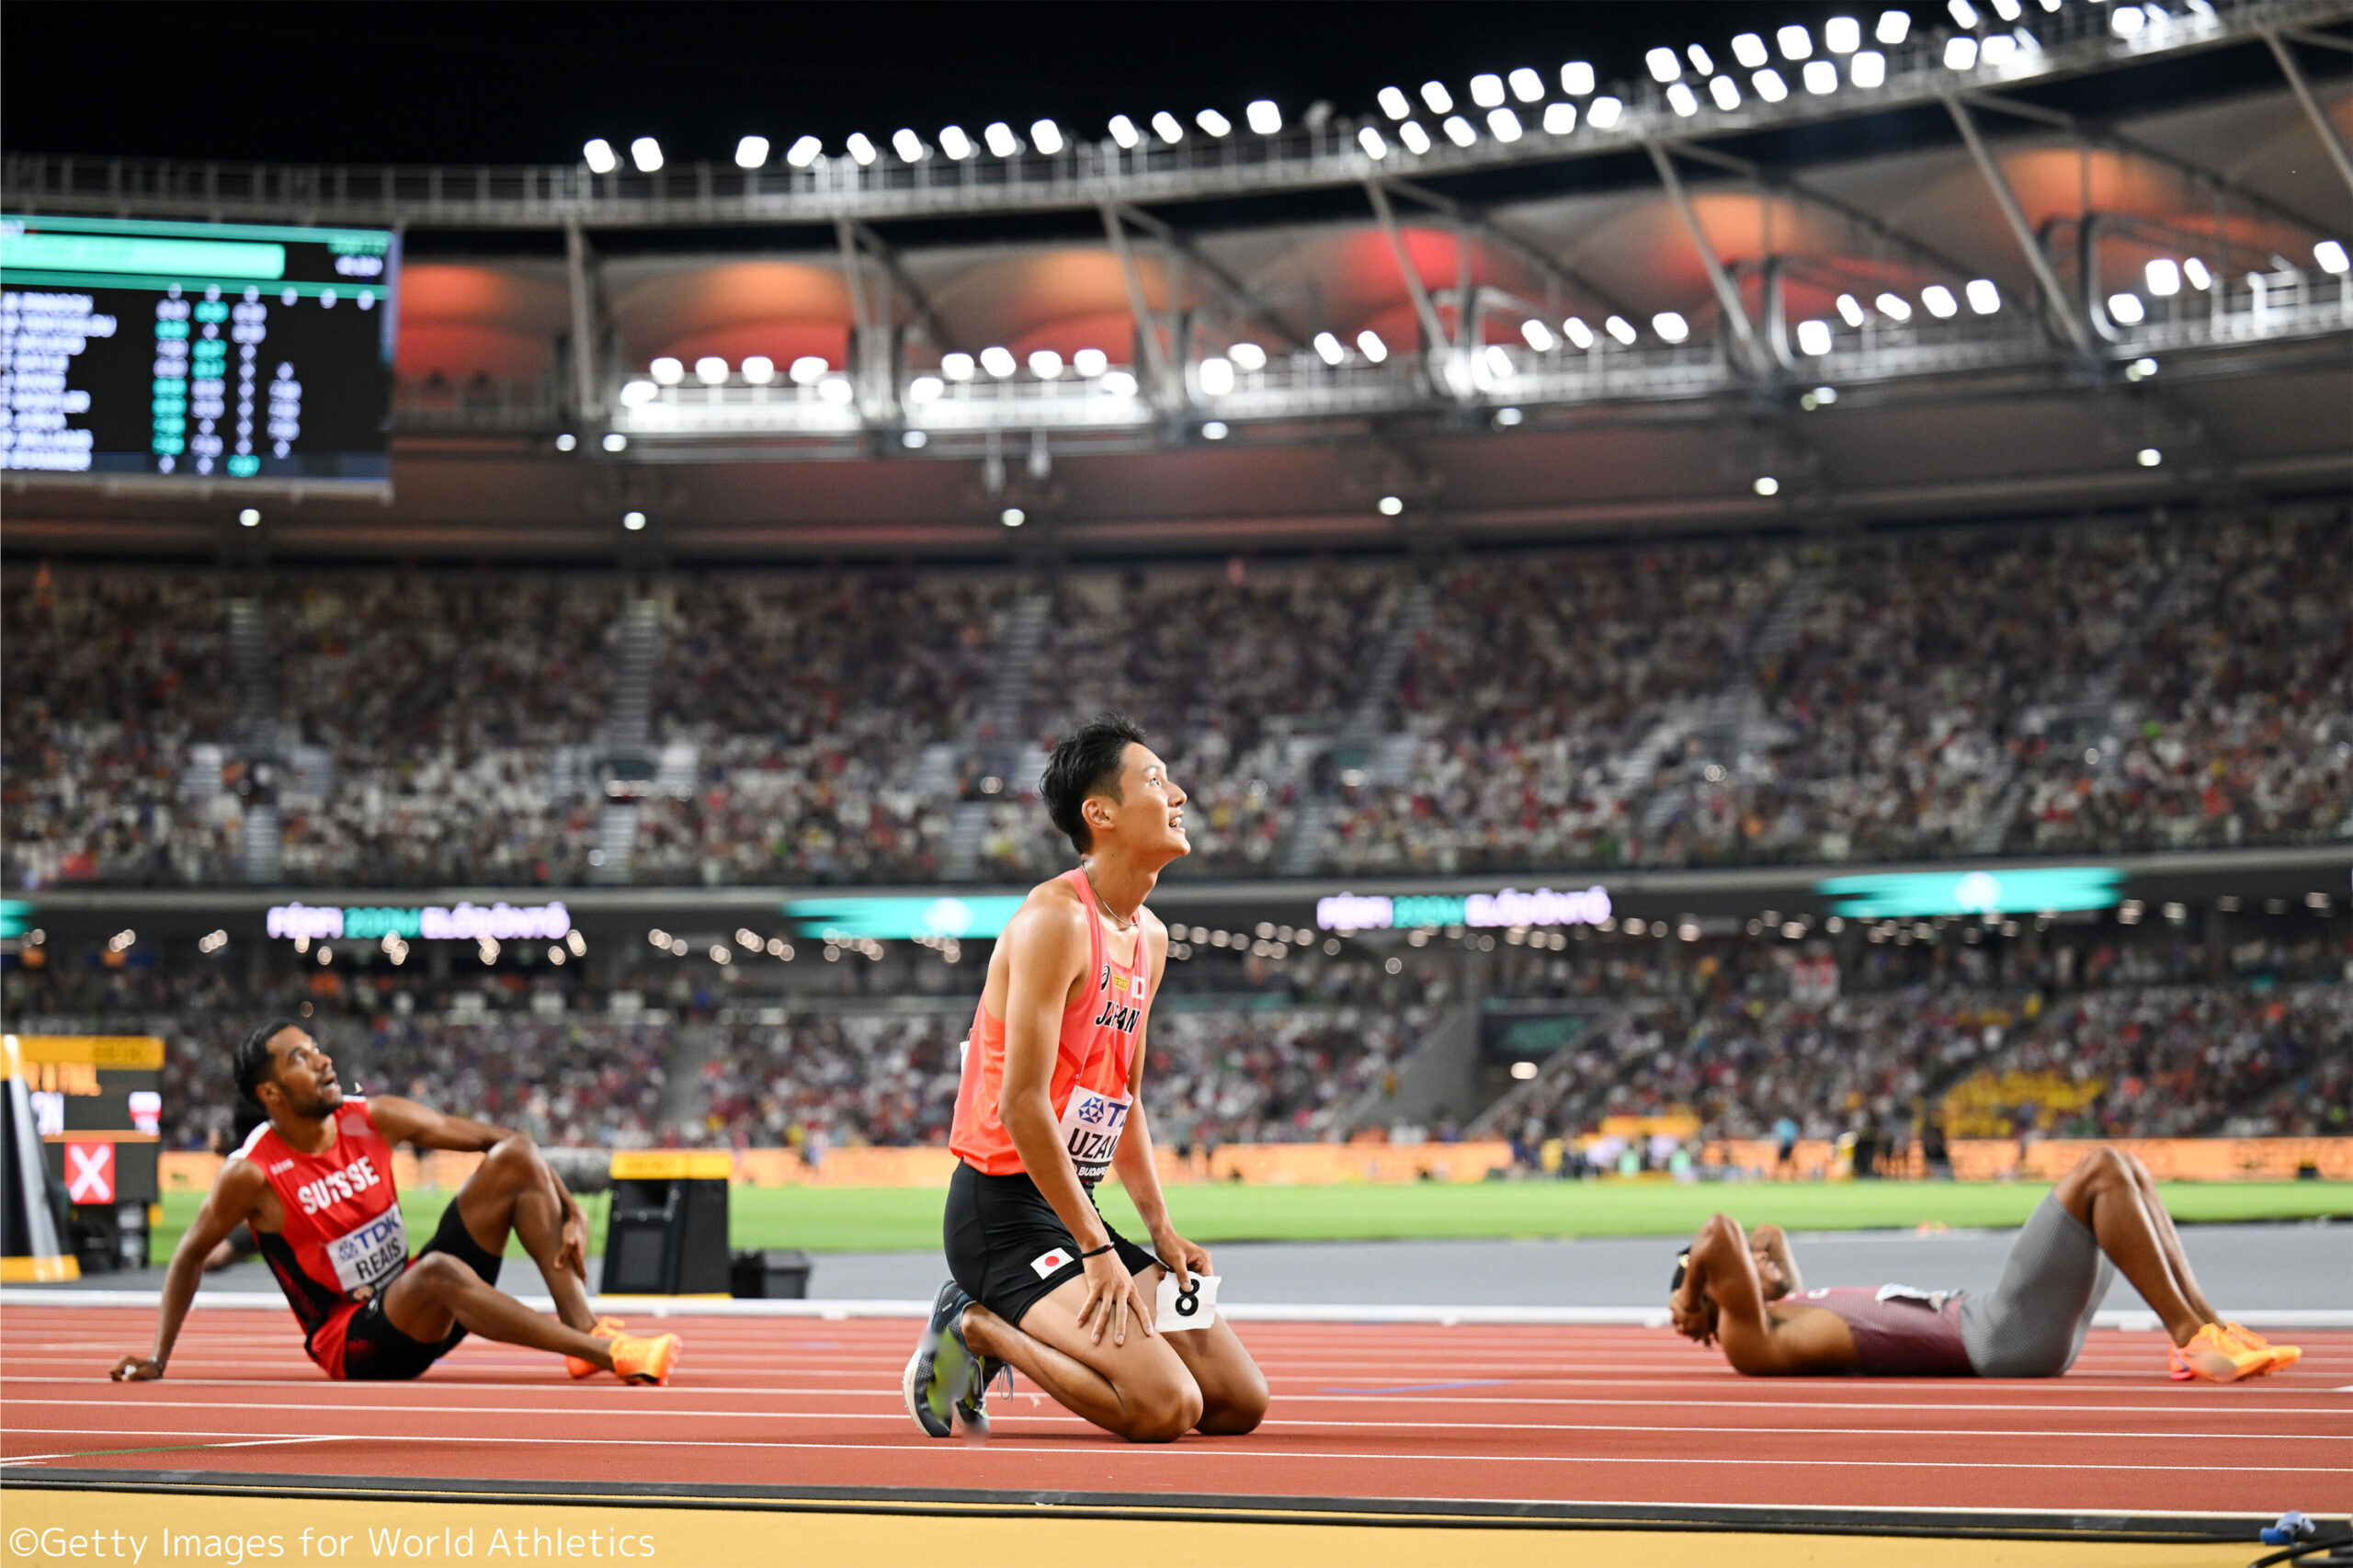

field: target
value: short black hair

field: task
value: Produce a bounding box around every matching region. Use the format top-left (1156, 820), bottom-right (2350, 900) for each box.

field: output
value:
top-left (233, 1017), bottom-right (302, 1106)
top-left (1040, 711), bottom-right (1146, 854)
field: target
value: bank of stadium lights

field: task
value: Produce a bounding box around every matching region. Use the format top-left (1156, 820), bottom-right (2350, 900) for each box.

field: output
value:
top-left (1796, 318), bottom-right (1836, 355)
top-left (1605, 314), bottom-right (1638, 346)
top-left (601, 432), bottom-right (628, 452)
top-left (651, 356), bottom-right (685, 386)
top-left (1377, 494), bottom-right (1404, 516)
top-left (1875, 291), bottom-right (1914, 323)
top-left (1245, 100), bottom-right (1282, 134)
top-left (1587, 96), bottom-right (1624, 130)
top-left (695, 356), bottom-right (728, 385)
top-left (2108, 292), bottom-right (2147, 325)
top-left (785, 135), bottom-right (823, 167)
top-left (846, 133), bottom-right (879, 166)
top-left (2138, 447), bottom-right (2164, 467)
top-left (1031, 120), bottom-right (1065, 155)
top-left (892, 129), bottom-right (926, 163)
top-left (742, 356), bottom-right (775, 385)
top-left (1000, 506), bottom-right (1025, 528)
top-left (983, 122), bottom-right (1018, 158)
top-left (790, 355), bottom-right (829, 385)
top-left (1652, 311), bottom-right (1690, 344)
top-left (622, 510), bottom-right (646, 531)
top-left (1521, 318), bottom-right (1556, 351)
top-left (979, 346), bottom-right (1017, 378)
top-left (1562, 316), bottom-right (1596, 349)
top-left (941, 352), bottom-right (975, 381)
top-left (1029, 349), bottom-right (1063, 380)
top-left (630, 137), bottom-right (663, 173)
top-left (1151, 111), bottom-right (1185, 144)
top-left (1420, 82), bottom-right (1454, 114)
top-left (1921, 285), bottom-right (1959, 318)
top-left (1562, 61), bottom-right (1597, 96)
top-left (939, 126), bottom-right (974, 160)
top-left (1313, 332), bottom-right (1346, 366)
top-left (1755, 475), bottom-right (1782, 496)
top-left (1443, 116), bottom-right (1477, 148)
top-left (2313, 240), bottom-right (2350, 275)
top-left (734, 135), bottom-right (769, 169)
top-left (1666, 84), bottom-right (1699, 117)
top-left (583, 138), bottom-right (619, 174)
top-left (1356, 330), bottom-right (1390, 364)
top-left (1197, 108), bottom-right (1233, 138)
top-left (238, 506), bottom-right (260, 528)
top-left (1399, 122), bottom-right (1434, 153)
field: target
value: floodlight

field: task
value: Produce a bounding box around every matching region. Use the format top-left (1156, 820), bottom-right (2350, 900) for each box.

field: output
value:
top-left (1587, 96), bottom-right (1623, 128)
top-left (1803, 61), bottom-right (1838, 93)
top-left (1508, 67), bottom-right (1544, 102)
top-left (1152, 111), bottom-right (1184, 143)
top-left (584, 138), bottom-right (619, 174)
top-left (902, 430), bottom-right (928, 449)
top-left (1194, 354), bottom-right (1231, 396)
top-left (980, 346), bottom-right (1017, 377)
top-left (1652, 312), bottom-right (1689, 343)
top-left (619, 381), bottom-right (657, 406)
top-left (1796, 319), bottom-right (1834, 355)
top-left (817, 376), bottom-right (853, 403)
top-left (1378, 85), bottom-right (1412, 119)
top-left (1001, 507), bottom-right (1025, 527)
top-left (1399, 120), bottom-right (1434, 153)
top-left (984, 122), bottom-right (1019, 157)
top-left (1356, 330), bottom-right (1389, 363)
top-left (2136, 447), bottom-right (2162, 467)
top-left (1945, 36), bottom-right (1979, 67)
top-left (1443, 116), bottom-right (1477, 146)
top-left (623, 510), bottom-right (646, 530)
top-left (1711, 76), bottom-right (1741, 110)
top-left (847, 133), bottom-right (878, 165)
top-left (1666, 84), bottom-right (1699, 116)
top-left (2313, 240), bottom-right (2350, 275)
top-left (1837, 294), bottom-right (1867, 326)
top-left (1688, 45), bottom-right (1716, 74)
top-left (1733, 33), bottom-right (1768, 68)
top-left (1852, 50), bottom-right (1888, 87)
top-left (1921, 285), bottom-right (1958, 317)
top-left (1646, 48), bottom-right (1682, 83)
top-left (1482, 345), bottom-right (1514, 378)
top-left (1100, 369), bottom-right (1140, 396)
top-left (1313, 332), bottom-right (1346, 365)
top-left (907, 374), bottom-right (944, 403)
top-left (1966, 278), bottom-right (2001, 313)
top-left (1754, 70), bottom-right (1790, 102)
top-left (1605, 314), bottom-right (1637, 345)
top-left (1521, 318), bottom-right (1556, 350)
top-left (1229, 342), bottom-right (1267, 371)
top-left (1359, 126), bottom-right (1389, 158)
top-left (651, 357), bottom-right (685, 385)
top-left (238, 506), bottom-right (260, 526)
top-left (1982, 34), bottom-right (2018, 64)
top-left (2125, 357), bottom-right (2158, 380)
top-left (1378, 495), bottom-right (1404, 516)
top-left (1108, 115), bottom-right (1141, 150)
top-left (1562, 316), bottom-right (1596, 348)
top-left (2182, 257), bottom-right (2212, 289)
top-left (554, 433), bottom-right (577, 450)
top-left (1200, 420), bottom-right (1229, 439)
top-left (1991, 0), bottom-right (2023, 17)
top-left (2107, 292), bottom-right (2145, 324)
top-left (1197, 108), bottom-right (1232, 137)
top-left (790, 355), bottom-right (829, 385)
top-left (1948, 0), bottom-right (1979, 25)
top-left (602, 432), bottom-right (627, 452)
top-left (1543, 103), bottom-right (1577, 133)
top-left (1825, 16), bottom-right (1861, 51)
top-left (1755, 476), bottom-right (1780, 495)
top-left (1876, 292), bottom-right (1914, 322)
top-left (942, 352), bottom-right (976, 381)
top-left (1029, 349), bottom-right (1064, 379)
top-left (1074, 347), bottom-right (1111, 376)
top-left (2116, 0), bottom-right (2148, 17)
top-left (1488, 107), bottom-right (1524, 140)
top-left (2145, 258), bottom-right (2181, 296)
top-left (1420, 81), bottom-right (1453, 113)
top-left (941, 125), bottom-right (974, 159)
top-left (893, 129), bottom-right (925, 163)
top-left (1877, 10), bottom-right (1912, 44)
top-left (1472, 73), bottom-right (1506, 106)
top-left (694, 356), bottom-right (728, 384)
top-left (1779, 25), bottom-right (1813, 59)
top-left (785, 135), bottom-right (823, 167)
top-left (734, 135), bottom-right (769, 169)
top-left (1561, 62), bottom-right (1596, 96)
top-left (630, 137), bottom-right (663, 172)
top-left (1030, 119), bottom-right (1063, 154)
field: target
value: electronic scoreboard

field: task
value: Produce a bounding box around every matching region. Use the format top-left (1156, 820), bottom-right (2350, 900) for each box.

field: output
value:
top-left (0, 213), bottom-right (397, 483)
top-left (4, 1034), bottom-right (164, 1273)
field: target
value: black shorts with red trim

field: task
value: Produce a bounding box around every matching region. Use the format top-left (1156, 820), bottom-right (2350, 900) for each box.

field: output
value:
top-left (336, 1199), bottom-right (506, 1381)
top-left (943, 1161), bottom-right (1162, 1328)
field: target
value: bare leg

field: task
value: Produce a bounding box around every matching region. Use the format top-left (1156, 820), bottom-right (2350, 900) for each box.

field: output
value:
top-left (1127, 1264), bottom-right (1268, 1435)
top-left (2118, 1152), bottom-right (2221, 1323)
top-left (959, 1275), bottom-right (1203, 1442)
top-left (379, 1254), bottom-right (614, 1368)
top-left (2052, 1149), bottom-right (2213, 1347)
top-left (452, 1137), bottom-right (597, 1332)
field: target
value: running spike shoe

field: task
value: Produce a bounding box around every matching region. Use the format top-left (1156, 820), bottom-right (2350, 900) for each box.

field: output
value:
top-left (904, 1279), bottom-right (984, 1437)
top-left (565, 1315), bottom-right (631, 1380)
top-left (2171, 1323), bottom-right (2269, 1383)
top-left (2225, 1322), bottom-right (2299, 1374)
top-left (609, 1331), bottom-right (683, 1387)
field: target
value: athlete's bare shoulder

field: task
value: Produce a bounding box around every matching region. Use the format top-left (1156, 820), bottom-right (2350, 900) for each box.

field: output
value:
top-left (1001, 873), bottom-right (1092, 955)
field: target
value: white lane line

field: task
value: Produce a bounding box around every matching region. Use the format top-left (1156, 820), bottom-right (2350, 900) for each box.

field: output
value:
top-left (4, 1426), bottom-right (2344, 1477)
top-left (0, 1435), bottom-right (343, 1467)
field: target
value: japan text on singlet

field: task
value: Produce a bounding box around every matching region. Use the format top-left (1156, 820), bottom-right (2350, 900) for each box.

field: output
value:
top-left (237, 1097), bottom-right (410, 1362)
top-left (950, 868), bottom-right (1151, 1184)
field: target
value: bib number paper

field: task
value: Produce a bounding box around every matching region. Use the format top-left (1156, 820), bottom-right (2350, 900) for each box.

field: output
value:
top-left (1057, 1085), bottom-right (1131, 1185)
top-left (327, 1207), bottom-right (409, 1300)
top-left (1155, 1272), bottom-right (1220, 1332)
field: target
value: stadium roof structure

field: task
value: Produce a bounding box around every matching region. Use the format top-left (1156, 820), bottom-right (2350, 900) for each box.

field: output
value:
top-left (6, 0), bottom-right (2351, 562)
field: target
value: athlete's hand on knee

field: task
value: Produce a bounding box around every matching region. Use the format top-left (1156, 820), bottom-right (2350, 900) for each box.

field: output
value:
top-left (557, 1204), bottom-right (589, 1279)
top-left (1077, 1250), bottom-right (1153, 1346)
top-left (109, 1355), bottom-right (164, 1382)
top-left (1154, 1230), bottom-right (1212, 1292)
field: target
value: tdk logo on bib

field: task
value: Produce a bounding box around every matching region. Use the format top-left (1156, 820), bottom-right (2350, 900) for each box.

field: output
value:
top-left (296, 1153), bottom-right (383, 1215)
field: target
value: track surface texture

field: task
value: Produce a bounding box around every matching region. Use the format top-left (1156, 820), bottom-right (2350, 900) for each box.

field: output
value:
top-left (3, 1307), bottom-right (2346, 1520)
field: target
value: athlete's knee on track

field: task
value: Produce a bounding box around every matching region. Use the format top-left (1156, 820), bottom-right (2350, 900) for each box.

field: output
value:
top-left (1119, 1371), bottom-right (1205, 1443)
top-left (1196, 1366), bottom-right (1268, 1436)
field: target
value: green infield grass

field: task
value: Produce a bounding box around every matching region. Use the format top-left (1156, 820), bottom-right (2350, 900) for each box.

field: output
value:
top-left (153, 1177), bottom-right (2352, 1263)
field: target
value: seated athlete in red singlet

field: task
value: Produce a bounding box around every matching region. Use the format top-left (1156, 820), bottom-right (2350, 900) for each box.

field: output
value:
top-left (904, 712), bottom-right (1268, 1443)
top-left (1669, 1148), bottom-right (2298, 1382)
top-left (110, 1020), bottom-right (680, 1386)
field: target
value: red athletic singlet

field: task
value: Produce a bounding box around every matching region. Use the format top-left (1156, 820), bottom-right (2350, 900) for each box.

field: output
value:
top-left (950, 868), bottom-right (1151, 1182)
top-left (236, 1096), bottom-right (410, 1375)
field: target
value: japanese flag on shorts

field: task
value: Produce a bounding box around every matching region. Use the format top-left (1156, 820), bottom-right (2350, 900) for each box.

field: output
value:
top-left (1030, 1247), bottom-right (1074, 1278)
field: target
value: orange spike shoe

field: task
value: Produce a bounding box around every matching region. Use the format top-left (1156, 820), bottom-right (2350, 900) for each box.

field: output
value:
top-left (609, 1331), bottom-right (683, 1387)
top-left (2172, 1323), bottom-right (2269, 1383)
top-left (2225, 1323), bottom-right (2299, 1375)
top-left (564, 1315), bottom-right (631, 1380)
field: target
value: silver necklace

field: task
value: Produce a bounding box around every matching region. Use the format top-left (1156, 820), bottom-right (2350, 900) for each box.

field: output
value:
top-left (1083, 865), bottom-right (1137, 932)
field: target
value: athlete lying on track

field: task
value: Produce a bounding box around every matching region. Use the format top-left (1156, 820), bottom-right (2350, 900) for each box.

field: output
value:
top-left (904, 712), bottom-right (1269, 1443)
top-left (1668, 1147), bottom-right (2298, 1381)
top-left (111, 1019), bottom-right (680, 1386)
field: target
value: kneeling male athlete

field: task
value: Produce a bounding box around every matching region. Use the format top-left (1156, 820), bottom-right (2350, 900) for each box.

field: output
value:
top-left (113, 1019), bottom-right (679, 1385)
top-left (1669, 1147), bottom-right (2298, 1381)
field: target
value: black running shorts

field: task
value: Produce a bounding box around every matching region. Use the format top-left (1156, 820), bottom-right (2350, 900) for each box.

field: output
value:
top-left (943, 1161), bottom-right (1162, 1329)
top-left (337, 1199), bottom-right (507, 1381)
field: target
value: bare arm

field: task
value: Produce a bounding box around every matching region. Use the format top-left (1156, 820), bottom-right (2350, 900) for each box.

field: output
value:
top-left (111, 1160), bottom-right (266, 1381)
top-left (1676, 1213), bottom-right (1853, 1375)
top-left (1748, 1221), bottom-right (1803, 1299)
top-left (364, 1094), bottom-right (519, 1153)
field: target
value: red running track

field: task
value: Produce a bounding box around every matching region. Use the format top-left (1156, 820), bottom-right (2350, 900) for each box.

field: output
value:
top-left (4, 1307), bottom-right (2347, 1517)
